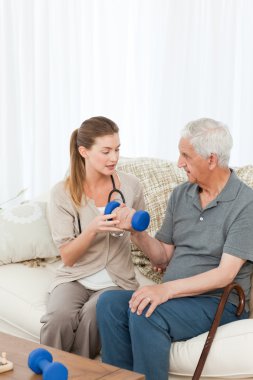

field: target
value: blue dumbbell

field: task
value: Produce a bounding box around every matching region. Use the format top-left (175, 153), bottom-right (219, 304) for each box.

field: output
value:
top-left (104, 201), bottom-right (150, 232)
top-left (28, 348), bottom-right (68, 380)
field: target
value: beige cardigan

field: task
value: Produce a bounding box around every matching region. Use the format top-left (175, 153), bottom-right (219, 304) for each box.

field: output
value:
top-left (48, 171), bottom-right (145, 292)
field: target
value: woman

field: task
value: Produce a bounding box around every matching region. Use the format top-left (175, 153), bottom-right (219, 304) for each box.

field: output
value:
top-left (40, 116), bottom-right (144, 358)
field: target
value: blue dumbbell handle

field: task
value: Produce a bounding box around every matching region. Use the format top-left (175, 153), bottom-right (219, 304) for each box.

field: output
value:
top-left (40, 358), bottom-right (50, 372)
top-left (104, 201), bottom-right (150, 232)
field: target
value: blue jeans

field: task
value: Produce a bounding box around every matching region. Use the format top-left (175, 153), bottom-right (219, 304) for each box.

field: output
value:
top-left (96, 290), bottom-right (248, 380)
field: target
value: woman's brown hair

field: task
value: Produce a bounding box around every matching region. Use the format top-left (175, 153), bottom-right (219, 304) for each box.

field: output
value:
top-left (66, 116), bottom-right (119, 207)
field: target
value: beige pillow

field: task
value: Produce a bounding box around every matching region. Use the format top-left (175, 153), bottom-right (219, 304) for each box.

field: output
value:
top-left (0, 201), bottom-right (59, 265)
top-left (234, 165), bottom-right (253, 188)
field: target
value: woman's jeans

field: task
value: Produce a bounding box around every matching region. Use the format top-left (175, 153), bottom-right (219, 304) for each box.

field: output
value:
top-left (96, 290), bottom-right (248, 380)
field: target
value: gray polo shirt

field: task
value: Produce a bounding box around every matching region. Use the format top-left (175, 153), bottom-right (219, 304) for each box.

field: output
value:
top-left (155, 170), bottom-right (253, 311)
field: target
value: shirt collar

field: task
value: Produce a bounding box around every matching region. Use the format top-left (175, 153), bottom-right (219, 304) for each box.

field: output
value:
top-left (187, 169), bottom-right (241, 209)
top-left (216, 169), bottom-right (241, 202)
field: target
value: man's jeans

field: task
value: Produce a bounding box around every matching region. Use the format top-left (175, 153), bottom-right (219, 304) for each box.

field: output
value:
top-left (96, 290), bottom-right (248, 380)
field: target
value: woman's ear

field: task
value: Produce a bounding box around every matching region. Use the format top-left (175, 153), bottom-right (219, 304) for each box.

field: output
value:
top-left (78, 146), bottom-right (88, 158)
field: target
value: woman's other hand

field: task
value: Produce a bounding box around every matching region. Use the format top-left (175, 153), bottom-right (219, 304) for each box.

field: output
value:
top-left (87, 213), bottom-right (122, 235)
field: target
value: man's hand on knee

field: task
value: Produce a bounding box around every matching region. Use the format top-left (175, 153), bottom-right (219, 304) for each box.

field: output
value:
top-left (129, 283), bottom-right (171, 317)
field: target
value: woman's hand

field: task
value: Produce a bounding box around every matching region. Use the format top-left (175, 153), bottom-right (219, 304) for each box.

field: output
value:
top-left (87, 213), bottom-right (122, 235)
top-left (129, 283), bottom-right (171, 317)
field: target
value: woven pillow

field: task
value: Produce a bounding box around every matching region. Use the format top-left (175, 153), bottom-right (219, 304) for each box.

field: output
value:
top-left (117, 158), bottom-right (187, 282)
top-left (234, 165), bottom-right (253, 188)
top-left (0, 201), bottom-right (59, 265)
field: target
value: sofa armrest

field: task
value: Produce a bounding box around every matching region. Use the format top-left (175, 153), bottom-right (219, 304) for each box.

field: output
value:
top-left (192, 283), bottom-right (245, 380)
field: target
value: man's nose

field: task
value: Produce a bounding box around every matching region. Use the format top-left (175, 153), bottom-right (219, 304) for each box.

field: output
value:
top-left (177, 156), bottom-right (185, 168)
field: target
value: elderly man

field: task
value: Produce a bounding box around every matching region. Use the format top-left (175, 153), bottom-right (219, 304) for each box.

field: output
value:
top-left (96, 118), bottom-right (253, 380)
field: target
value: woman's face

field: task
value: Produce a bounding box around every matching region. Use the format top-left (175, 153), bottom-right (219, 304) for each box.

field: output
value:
top-left (79, 133), bottom-right (120, 175)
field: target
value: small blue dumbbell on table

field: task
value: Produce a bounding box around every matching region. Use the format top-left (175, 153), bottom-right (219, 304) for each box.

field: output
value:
top-left (104, 201), bottom-right (150, 231)
top-left (28, 348), bottom-right (68, 380)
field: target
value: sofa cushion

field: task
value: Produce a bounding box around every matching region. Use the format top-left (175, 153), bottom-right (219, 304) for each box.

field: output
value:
top-left (0, 201), bottom-right (58, 265)
top-left (0, 258), bottom-right (60, 341)
top-left (170, 318), bottom-right (253, 378)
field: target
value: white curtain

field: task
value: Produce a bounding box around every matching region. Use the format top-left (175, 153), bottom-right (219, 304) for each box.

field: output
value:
top-left (1, 0), bottom-right (253, 203)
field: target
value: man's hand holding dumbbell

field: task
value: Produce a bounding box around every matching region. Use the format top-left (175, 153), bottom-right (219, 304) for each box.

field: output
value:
top-left (111, 204), bottom-right (135, 231)
top-left (104, 201), bottom-right (150, 232)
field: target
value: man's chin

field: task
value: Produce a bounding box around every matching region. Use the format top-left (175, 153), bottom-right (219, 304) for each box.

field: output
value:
top-left (187, 174), bottom-right (196, 183)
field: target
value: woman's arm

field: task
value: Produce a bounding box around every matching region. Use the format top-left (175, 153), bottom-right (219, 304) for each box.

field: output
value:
top-left (60, 212), bottom-right (120, 266)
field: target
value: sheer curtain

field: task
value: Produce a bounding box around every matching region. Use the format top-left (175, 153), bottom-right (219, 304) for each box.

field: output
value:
top-left (1, 0), bottom-right (253, 202)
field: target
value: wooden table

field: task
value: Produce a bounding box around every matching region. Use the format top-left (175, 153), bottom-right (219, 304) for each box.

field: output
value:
top-left (0, 332), bottom-right (145, 379)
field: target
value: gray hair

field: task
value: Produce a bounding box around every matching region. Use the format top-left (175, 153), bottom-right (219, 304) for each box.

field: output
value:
top-left (181, 118), bottom-right (233, 167)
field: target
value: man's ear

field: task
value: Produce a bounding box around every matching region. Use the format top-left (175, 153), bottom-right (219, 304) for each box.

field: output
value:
top-left (208, 153), bottom-right (218, 169)
top-left (78, 146), bottom-right (88, 158)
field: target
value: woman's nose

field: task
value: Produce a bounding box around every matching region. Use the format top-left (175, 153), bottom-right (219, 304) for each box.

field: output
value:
top-left (110, 151), bottom-right (118, 161)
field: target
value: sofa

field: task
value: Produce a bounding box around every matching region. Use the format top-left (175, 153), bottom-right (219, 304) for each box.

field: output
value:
top-left (1, 157), bottom-right (253, 380)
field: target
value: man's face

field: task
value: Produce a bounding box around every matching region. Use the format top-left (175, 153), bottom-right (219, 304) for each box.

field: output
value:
top-left (177, 138), bottom-right (210, 184)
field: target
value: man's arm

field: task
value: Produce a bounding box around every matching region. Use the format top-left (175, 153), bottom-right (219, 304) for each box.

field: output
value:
top-left (163, 253), bottom-right (245, 298)
top-left (114, 205), bottom-right (174, 266)
top-left (131, 230), bottom-right (174, 267)
top-left (129, 253), bottom-right (246, 317)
